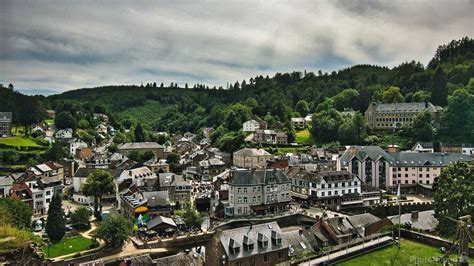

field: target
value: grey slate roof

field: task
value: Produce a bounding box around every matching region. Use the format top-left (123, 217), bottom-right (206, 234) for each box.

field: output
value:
top-left (233, 148), bottom-right (271, 157)
top-left (346, 213), bottom-right (381, 237)
top-left (371, 102), bottom-right (439, 112)
top-left (389, 210), bottom-right (438, 232)
top-left (118, 142), bottom-right (163, 150)
top-left (146, 215), bottom-right (176, 229)
top-left (219, 222), bottom-right (288, 261)
top-left (389, 152), bottom-right (471, 167)
top-left (229, 169), bottom-right (291, 186)
top-left (340, 146), bottom-right (393, 165)
top-left (142, 191), bottom-right (171, 207)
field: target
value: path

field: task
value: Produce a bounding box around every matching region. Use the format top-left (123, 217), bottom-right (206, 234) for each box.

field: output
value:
top-left (52, 220), bottom-right (104, 261)
top-left (299, 236), bottom-right (393, 265)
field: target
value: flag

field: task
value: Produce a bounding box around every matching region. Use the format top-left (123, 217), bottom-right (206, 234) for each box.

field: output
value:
top-left (396, 183), bottom-right (400, 202)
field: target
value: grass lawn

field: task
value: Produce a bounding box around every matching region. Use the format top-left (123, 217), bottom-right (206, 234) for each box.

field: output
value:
top-left (295, 129), bottom-right (312, 144)
top-left (337, 239), bottom-right (445, 266)
top-left (265, 146), bottom-right (309, 155)
top-left (43, 236), bottom-right (93, 258)
top-left (0, 137), bottom-right (40, 147)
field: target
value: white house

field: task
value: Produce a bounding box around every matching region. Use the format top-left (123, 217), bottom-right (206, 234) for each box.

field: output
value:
top-left (243, 120), bottom-right (260, 132)
top-left (411, 142), bottom-right (434, 153)
top-left (96, 124), bottom-right (108, 135)
top-left (69, 139), bottom-right (88, 157)
top-left (55, 128), bottom-right (73, 140)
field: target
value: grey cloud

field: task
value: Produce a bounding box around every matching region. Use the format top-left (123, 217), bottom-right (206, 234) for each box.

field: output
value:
top-left (0, 0), bottom-right (473, 94)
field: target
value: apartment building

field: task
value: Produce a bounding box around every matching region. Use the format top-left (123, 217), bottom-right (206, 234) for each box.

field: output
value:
top-left (365, 102), bottom-right (442, 130)
top-left (226, 169), bottom-right (291, 216)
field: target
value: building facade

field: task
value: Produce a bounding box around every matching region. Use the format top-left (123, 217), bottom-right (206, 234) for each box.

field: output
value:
top-left (339, 146), bottom-right (392, 189)
top-left (365, 102), bottom-right (442, 130)
top-left (233, 148), bottom-right (273, 169)
top-left (243, 120), bottom-right (261, 132)
top-left (227, 169), bottom-right (291, 216)
top-left (254, 129), bottom-right (288, 145)
top-left (0, 112), bottom-right (12, 137)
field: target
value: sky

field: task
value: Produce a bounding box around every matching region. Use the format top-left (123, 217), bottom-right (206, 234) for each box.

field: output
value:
top-left (1, 0), bottom-right (473, 95)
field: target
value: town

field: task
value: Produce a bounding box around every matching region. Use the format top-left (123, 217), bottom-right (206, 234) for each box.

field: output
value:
top-left (0, 92), bottom-right (472, 265)
top-left (1, 2), bottom-right (474, 265)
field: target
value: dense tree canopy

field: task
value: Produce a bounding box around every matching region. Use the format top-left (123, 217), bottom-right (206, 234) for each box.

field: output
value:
top-left (82, 170), bottom-right (115, 219)
top-left (0, 197), bottom-right (32, 229)
top-left (433, 162), bottom-right (473, 236)
top-left (95, 215), bottom-right (132, 247)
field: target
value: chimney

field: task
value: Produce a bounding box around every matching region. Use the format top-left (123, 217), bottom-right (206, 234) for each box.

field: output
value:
top-left (299, 229), bottom-right (303, 236)
top-left (411, 211), bottom-right (419, 219)
top-left (129, 170), bottom-right (132, 176)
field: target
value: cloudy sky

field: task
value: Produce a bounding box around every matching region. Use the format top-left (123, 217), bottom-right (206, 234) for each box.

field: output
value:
top-left (1, 0), bottom-right (473, 95)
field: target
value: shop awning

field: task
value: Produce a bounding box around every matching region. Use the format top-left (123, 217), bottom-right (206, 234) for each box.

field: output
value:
top-left (135, 206), bottom-right (148, 213)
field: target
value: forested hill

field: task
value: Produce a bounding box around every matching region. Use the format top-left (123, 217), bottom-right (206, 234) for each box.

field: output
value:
top-left (50, 38), bottom-right (473, 133)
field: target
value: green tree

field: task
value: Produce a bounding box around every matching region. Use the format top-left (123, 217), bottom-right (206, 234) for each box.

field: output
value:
top-left (78, 119), bottom-right (90, 129)
top-left (443, 88), bottom-right (474, 141)
top-left (295, 100), bottom-right (310, 116)
top-left (332, 89), bottom-right (359, 111)
top-left (310, 108), bottom-right (341, 143)
top-left (82, 170), bottom-right (115, 219)
top-left (134, 123), bottom-right (145, 142)
top-left (166, 153), bottom-right (181, 173)
top-left (433, 162), bottom-right (473, 236)
top-left (55, 111), bottom-right (77, 130)
top-left (410, 110), bottom-right (435, 141)
top-left (45, 192), bottom-right (65, 242)
top-left (381, 86), bottom-right (404, 103)
top-left (223, 103), bottom-right (252, 131)
top-left (70, 207), bottom-right (92, 230)
top-left (431, 67), bottom-right (448, 106)
top-left (411, 90), bottom-right (431, 102)
top-left (175, 201), bottom-right (203, 228)
top-left (43, 142), bottom-right (67, 161)
top-left (95, 215), bottom-right (132, 247)
top-left (0, 198), bottom-right (32, 229)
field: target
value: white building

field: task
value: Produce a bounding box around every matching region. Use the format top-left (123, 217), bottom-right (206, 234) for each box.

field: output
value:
top-left (233, 148), bottom-right (273, 169)
top-left (227, 169), bottom-right (291, 216)
top-left (411, 142), bottom-right (434, 153)
top-left (55, 128), bottom-right (73, 140)
top-left (69, 139), bottom-right (88, 157)
top-left (243, 120), bottom-right (261, 132)
top-left (118, 166), bottom-right (157, 188)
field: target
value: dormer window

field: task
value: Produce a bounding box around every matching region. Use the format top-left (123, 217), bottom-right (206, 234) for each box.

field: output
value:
top-left (257, 233), bottom-right (269, 248)
top-left (271, 230), bottom-right (282, 245)
top-left (229, 238), bottom-right (241, 254)
top-left (243, 235), bottom-right (254, 252)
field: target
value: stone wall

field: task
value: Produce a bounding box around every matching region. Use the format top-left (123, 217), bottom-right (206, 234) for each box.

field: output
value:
top-left (401, 230), bottom-right (474, 257)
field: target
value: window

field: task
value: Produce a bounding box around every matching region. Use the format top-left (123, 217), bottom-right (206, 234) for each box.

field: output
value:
top-left (335, 190), bottom-right (338, 195)
top-left (335, 183), bottom-right (338, 188)
top-left (426, 167), bottom-right (430, 171)
top-left (46, 191), bottom-right (51, 196)
top-left (328, 191), bottom-right (332, 196)
top-left (341, 189), bottom-right (345, 194)
top-left (321, 192), bottom-right (325, 197)
top-left (243, 188), bottom-right (247, 194)
top-left (238, 188), bottom-right (241, 193)
top-left (419, 174), bottom-right (422, 178)
top-left (354, 181), bottom-right (358, 186)
top-left (412, 180), bottom-right (416, 184)
top-left (278, 251), bottom-right (284, 259)
top-left (342, 182), bottom-right (345, 187)
top-left (348, 189), bottom-right (352, 193)
top-left (405, 167), bottom-right (408, 171)
top-left (405, 174), bottom-right (408, 178)
top-left (328, 184), bottom-right (332, 188)
top-left (264, 254), bottom-right (270, 263)
top-left (243, 197), bottom-right (247, 203)
top-left (321, 184), bottom-right (325, 189)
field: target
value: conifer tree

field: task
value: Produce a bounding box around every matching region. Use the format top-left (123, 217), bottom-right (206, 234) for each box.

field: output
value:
top-left (45, 192), bottom-right (65, 242)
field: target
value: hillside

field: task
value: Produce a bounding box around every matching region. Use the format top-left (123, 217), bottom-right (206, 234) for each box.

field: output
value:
top-left (49, 38), bottom-right (473, 134)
